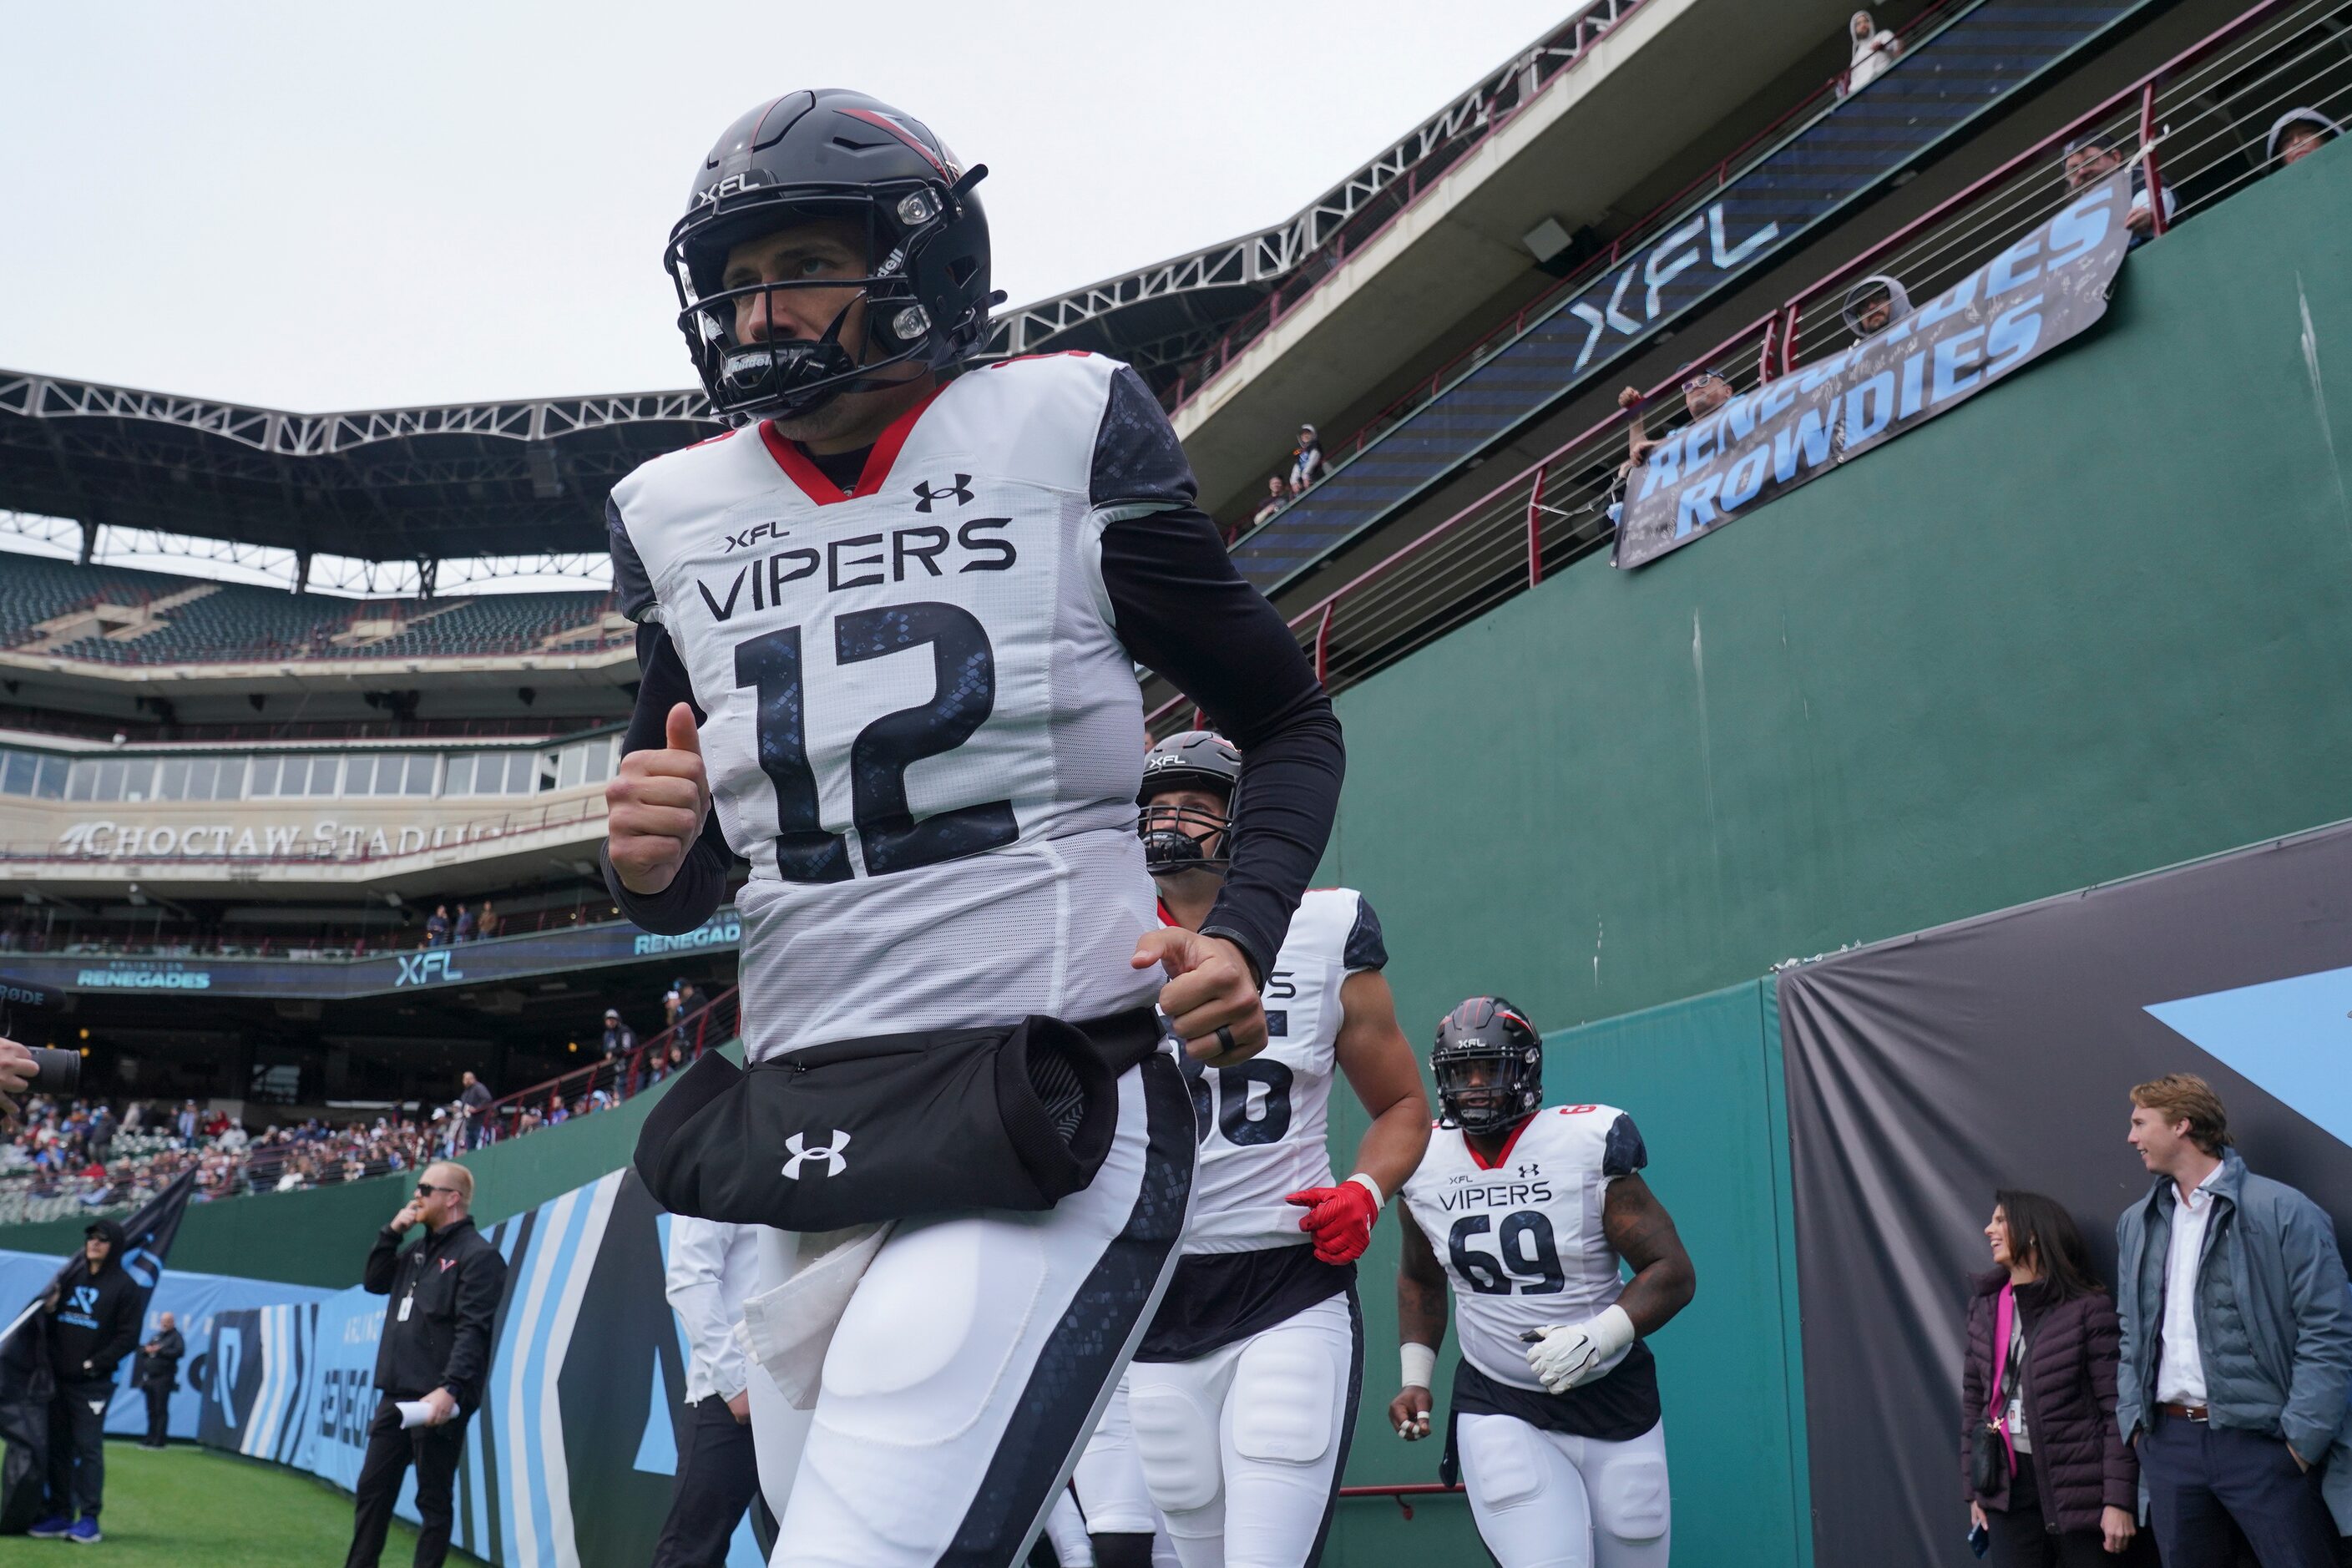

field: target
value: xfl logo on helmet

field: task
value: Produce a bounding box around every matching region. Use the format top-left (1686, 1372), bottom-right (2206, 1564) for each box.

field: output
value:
top-left (781, 1130), bottom-right (852, 1180)
top-left (911, 475), bottom-right (974, 512)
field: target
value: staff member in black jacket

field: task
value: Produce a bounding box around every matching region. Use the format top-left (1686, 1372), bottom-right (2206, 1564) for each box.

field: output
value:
top-left (133, 1309), bottom-right (185, 1449)
top-left (343, 1161), bottom-right (507, 1568)
top-left (28, 1218), bottom-right (142, 1543)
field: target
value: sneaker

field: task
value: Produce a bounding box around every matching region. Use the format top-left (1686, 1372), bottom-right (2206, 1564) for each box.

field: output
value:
top-left (67, 1518), bottom-right (102, 1544)
top-left (27, 1515), bottom-right (72, 1539)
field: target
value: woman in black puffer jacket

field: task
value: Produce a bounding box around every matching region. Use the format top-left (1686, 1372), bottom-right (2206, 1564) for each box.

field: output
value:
top-left (1961, 1189), bottom-right (2139, 1565)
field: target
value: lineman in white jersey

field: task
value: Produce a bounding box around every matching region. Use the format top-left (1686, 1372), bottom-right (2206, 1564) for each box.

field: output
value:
top-left (604, 90), bottom-right (1343, 1568)
top-left (1100, 732), bottom-right (1429, 1568)
top-left (1390, 999), bottom-right (1696, 1568)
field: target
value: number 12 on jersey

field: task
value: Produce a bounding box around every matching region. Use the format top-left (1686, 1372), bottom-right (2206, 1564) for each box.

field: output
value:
top-left (734, 602), bottom-right (1018, 883)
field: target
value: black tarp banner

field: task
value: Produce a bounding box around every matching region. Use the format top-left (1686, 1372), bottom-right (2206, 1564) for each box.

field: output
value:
top-left (1778, 824), bottom-right (2352, 1566)
top-left (0, 1171), bottom-right (195, 1532)
top-left (1615, 170), bottom-right (2134, 569)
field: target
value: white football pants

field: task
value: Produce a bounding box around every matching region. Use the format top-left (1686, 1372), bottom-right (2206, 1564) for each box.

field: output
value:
top-left (1124, 1290), bottom-right (1361, 1568)
top-left (1074, 1378), bottom-right (1162, 1535)
top-left (748, 1054), bottom-right (1193, 1568)
top-left (1456, 1412), bottom-right (1671, 1568)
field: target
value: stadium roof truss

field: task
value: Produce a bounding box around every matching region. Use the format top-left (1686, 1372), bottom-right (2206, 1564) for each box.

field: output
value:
top-left (981, 0), bottom-right (1646, 375)
top-left (0, 371), bottom-right (721, 566)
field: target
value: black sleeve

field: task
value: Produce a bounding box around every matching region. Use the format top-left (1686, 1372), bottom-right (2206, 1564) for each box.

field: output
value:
top-left (599, 620), bottom-right (737, 935)
top-left (1603, 1113), bottom-right (1650, 1179)
top-left (440, 1244), bottom-right (507, 1411)
top-left (363, 1229), bottom-right (403, 1297)
top-left (607, 495), bottom-right (660, 625)
top-left (1092, 367), bottom-right (1343, 984)
top-left (1343, 893), bottom-right (1388, 972)
top-left (94, 1287), bottom-right (143, 1373)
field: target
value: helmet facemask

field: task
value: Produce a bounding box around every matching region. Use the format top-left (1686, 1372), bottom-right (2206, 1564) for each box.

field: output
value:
top-left (1434, 1044), bottom-right (1541, 1136)
top-left (1137, 791), bottom-right (1232, 878)
top-left (666, 175), bottom-right (984, 424)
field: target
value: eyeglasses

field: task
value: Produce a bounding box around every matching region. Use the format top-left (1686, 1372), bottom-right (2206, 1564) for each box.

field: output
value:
top-left (414, 1182), bottom-right (456, 1198)
top-left (1682, 372), bottom-right (1729, 393)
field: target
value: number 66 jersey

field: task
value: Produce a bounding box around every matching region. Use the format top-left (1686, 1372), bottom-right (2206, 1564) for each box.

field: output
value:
top-left (1399, 1104), bottom-right (1650, 1392)
top-left (608, 352), bottom-right (1330, 1061)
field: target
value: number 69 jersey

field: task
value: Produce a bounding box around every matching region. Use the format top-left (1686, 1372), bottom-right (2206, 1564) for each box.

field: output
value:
top-left (609, 353), bottom-right (1175, 1060)
top-left (1180, 887), bottom-right (1387, 1254)
top-left (1399, 1105), bottom-right (1649, 1391)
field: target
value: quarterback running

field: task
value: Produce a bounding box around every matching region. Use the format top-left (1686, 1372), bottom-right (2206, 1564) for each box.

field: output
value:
top-left (1104, 731), bottom-right (1429, 1568)
top-left (603, 89), bottom-right (1343, 1568)
top-left (1390, 999), bottom-right (1695, 1568)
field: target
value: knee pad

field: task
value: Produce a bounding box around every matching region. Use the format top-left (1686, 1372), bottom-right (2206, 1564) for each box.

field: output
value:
top-left (1129, 1379), bottom-right (1222, 1514)
top-left (1228, 1331), bottom-right (1338, 1465)
top-left (1459, 1415), bottom-right (1547, 1510)
top-left (1589, 1449), bottom-right (1669, 1542)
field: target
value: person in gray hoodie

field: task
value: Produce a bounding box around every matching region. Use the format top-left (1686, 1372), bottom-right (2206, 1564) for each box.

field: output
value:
top-left (2113, 1074), bottom-right (2351, 1568)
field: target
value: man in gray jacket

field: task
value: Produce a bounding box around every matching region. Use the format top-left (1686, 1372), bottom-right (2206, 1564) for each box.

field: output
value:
top-left (2114, 1074), bottom-right (2351, 1567)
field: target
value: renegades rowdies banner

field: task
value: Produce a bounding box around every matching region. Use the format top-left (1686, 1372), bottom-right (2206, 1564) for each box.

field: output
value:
top-left (1615, 169), bottom-right (2134, 569)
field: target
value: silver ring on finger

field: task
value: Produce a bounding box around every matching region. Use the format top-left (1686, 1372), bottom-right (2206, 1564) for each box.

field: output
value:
top-left (1214, 1024), bottom-right (1237, 1055)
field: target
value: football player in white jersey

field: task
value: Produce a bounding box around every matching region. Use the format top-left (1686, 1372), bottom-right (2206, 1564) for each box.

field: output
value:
top-left (1388, 999), bottom-right (1696, 1568)
top-left (601, 91), bottom-right (1343, 1568)
top-left (1100, 731), bottom-right (1429, 1568)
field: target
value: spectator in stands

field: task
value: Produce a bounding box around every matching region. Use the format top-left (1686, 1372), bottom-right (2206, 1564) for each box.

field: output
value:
top-left (2266, 109), bottom-right (2340, 171)
top-left (675, 980), bottom-right (706, 1030)
top-left (2114, 1074), bottom-right (2351, 1568)
top-left (601, 1009), bottom-right (636, 1062)
top-left (1252, 476), bottom-right (1288, 529)
top-left (1617, 367), bottom-right (1734, 480)
top-left (663, 983), bottom-right (685, 1029)
top-left (453, 903), bottom-right (477, 943)
top-left (134, 1310), bottom-right (184, 1449)
top-left (424, 905), bottom-right (451, 946)
top-left (1287, 423), bottom-right (1329, 496)
top-left (1841, 10), bottom-right (1901, 96)
top-left (1843, 274), bottom-right (1914, 339)
top-left (474, 901), bottom-right (500, 941)
top-left (174, 1100), bottom-right (199, 1148)
top-left (1961, 1190), bottom-right (2137, 1561)
top-left (458, 1071), bottom-right (493, 1152)
top-left (2063, 133), bottom-right (2172, 246)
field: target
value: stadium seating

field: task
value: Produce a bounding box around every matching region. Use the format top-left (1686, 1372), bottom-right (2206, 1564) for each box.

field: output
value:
top-left (0, 552), bottom-right (620, 664)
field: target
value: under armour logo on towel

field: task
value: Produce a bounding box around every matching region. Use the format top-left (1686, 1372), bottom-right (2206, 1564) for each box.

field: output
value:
top-left (781, 1130), bottom-right (852, 1180)
top-left (88, 1401), bottom-right (108, 1414)
top-left (910, 475), bottom-right (974, 512)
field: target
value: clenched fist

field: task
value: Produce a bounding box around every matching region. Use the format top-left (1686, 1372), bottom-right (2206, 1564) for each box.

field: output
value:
top-left (1132, 927), bottom-right (1264, 1065)
top-left (606, 703), bottom-right (710, 895)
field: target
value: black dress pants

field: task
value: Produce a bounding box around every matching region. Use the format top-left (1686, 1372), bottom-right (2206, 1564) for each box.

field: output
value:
top-left (43, 1379), bottom-right (111, 1519)
top-left (651, 1394), bottom-right (764, 1568)
top-left (142, 1383), bottom-right (171, 1445)
top-left (344, 1395), bottom-right (468, 1568)
top-left (2141, 1413), bottom-right (2340, 1568)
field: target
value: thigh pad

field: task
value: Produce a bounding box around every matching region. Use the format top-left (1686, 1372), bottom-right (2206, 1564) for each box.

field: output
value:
top-left (1459, 1414), bottom-right (1550, 1510)
top-left (1586, 1443), bottom-right (1669, 1542)
top-left (1130, 1374), bottom-right (1224, 1515)
top-left (1228, 1328), bottom-right (1339, 1465)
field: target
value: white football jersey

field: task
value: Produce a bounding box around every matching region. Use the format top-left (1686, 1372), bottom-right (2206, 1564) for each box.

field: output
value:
top-left (1181, 887), bottom-right (1386, 1254)
top-left (1399, 1104), bottom-right (1647, 1390)
top-left (608, 354), bottom-right (1166, 1060)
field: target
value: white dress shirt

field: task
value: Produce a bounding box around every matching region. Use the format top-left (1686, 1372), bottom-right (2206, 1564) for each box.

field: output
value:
top-left (2154, 1164), bottom-right (2223, 1405)
top-left (665, 1216), bottom-right (761, 1405)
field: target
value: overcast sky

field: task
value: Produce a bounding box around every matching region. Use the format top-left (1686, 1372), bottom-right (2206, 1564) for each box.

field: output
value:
top-left (0, 1), bottom-right (1571, 412)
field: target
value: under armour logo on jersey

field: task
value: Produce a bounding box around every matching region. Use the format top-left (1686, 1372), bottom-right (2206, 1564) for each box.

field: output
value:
top-left (910, 474), bottom-right (974, 512)
top-left (781, 1130), bottom-right (852, 1180)
top-left (89, 1400), bottom-right (109, 1414)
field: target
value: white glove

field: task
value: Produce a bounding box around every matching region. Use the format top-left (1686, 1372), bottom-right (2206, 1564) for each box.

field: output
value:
top-left (1523, 1304), bottom-right (1636, 1393)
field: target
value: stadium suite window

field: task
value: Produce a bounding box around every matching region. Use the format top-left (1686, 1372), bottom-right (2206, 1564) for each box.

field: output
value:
top-left (0, 749), bottom-right (68, 799)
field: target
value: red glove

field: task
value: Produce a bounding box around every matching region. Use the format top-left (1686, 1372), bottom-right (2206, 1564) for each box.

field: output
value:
top-left (1286, 1177), bottom-right (1382, 1265)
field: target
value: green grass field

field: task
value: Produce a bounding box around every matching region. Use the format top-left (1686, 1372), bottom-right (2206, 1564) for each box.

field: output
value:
top-left (2, 1441), bottom-right (486, 1566)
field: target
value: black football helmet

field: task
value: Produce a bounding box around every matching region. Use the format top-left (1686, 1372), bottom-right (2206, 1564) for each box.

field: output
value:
top-left (1432, 995), bottom-right (1543, 1136)
top-left (1136, 731), bottom-right (1241, 877)
top-left (665, 89), bottom-right (999, 423)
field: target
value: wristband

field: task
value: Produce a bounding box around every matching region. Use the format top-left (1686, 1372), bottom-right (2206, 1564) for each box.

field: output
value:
top-left (1346, 1172), bottom-right (1384, 1216)
top-left (1400, 1342), bottom-right (1437, 1389)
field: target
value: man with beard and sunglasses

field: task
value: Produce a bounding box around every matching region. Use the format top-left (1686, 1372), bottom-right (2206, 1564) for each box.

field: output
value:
top-left (1388, 999), bottom-right (1696, 1568)
top-left (603, 90), bottom-right (1343, 1568)
top-left (343, 1162), bottom-right (505, 1568)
